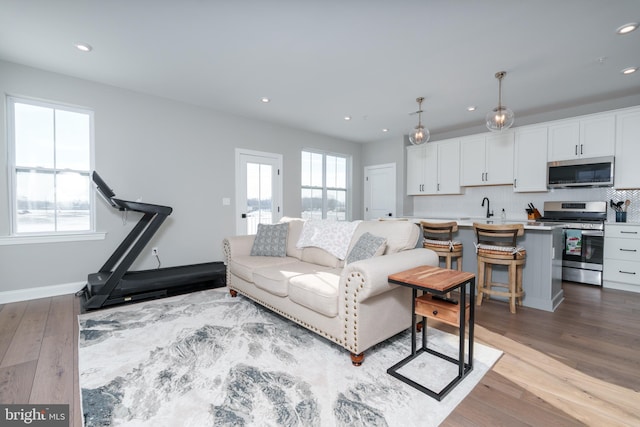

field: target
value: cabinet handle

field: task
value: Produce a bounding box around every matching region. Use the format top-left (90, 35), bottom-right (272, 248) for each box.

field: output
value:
top-left (514, 178), bottom-right (517, 188)
top-left (619, 248), bottom-right (637, 252)
top-left (619, 270), bottom-right (637, 275)
top-left (620, 231), bottom-right (638, 234)
top-left (437, 183), bottom-right (440, 191)
top-left (575, 145), bottom-right (578, 155)
top-left (432, 310), bottom-right (438, 316)
top-left (580, 144), bottom-right (583, 155)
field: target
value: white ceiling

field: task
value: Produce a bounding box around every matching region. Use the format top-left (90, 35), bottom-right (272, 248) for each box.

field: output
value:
top-left (1, 0), bottom-right (639, 143)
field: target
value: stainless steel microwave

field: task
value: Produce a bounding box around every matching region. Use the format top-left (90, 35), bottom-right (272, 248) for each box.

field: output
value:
top-left (547, 156), bottom-right (614, 188)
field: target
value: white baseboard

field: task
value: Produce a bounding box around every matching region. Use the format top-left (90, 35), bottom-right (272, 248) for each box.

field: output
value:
top-left (0, 281), bottom-right (86, 304)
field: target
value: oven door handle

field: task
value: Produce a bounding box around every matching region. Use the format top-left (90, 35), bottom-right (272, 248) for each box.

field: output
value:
top-left (579, 230), bottom-right (604, 237)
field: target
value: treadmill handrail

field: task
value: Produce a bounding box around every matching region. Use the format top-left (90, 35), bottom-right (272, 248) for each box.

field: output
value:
top-left (112, 198), bottom-right (173, 215)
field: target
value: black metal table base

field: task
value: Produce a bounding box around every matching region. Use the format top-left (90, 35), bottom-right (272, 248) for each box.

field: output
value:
top-left (387, 342), bottom-right (473, 401)
top-left (387, 277), bottom-right (475, 401)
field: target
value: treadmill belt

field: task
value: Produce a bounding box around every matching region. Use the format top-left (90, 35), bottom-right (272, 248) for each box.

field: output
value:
top-left (92, 262), bottom-right (226, 297)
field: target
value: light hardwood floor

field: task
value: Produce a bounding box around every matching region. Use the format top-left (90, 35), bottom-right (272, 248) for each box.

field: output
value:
top-left (0, 283), bottom-right (638, 426)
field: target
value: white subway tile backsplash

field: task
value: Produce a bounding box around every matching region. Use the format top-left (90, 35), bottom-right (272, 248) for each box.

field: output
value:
top-left (411, 186), bottom-right (640, 223)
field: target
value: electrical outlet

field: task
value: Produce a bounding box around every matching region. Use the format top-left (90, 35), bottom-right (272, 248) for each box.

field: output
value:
top-left (152, 247), bottom-right (159, 256)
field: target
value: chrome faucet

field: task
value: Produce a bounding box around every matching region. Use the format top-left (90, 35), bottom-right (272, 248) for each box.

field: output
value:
top-left (482, 197), bottom-right (494, 218)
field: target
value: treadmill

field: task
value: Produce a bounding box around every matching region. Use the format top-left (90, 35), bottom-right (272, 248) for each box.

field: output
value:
top-left (81, 171), bottom-right (225, 310)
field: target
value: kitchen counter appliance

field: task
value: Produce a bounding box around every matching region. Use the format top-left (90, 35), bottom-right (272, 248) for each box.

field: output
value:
top-left (547, 156), bottom-right (614, 188)
top-left (539, 201), bottom-right (607, 286)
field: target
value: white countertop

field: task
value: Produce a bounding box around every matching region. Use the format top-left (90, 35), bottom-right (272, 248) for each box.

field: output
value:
top-left (401, 216), bottom-right (564, 231)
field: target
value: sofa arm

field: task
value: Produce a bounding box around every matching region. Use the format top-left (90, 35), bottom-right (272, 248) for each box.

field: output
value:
top-left (222, 235), bottom-right (256, 264)
top-left (341, 248), bottom-right (439, 302)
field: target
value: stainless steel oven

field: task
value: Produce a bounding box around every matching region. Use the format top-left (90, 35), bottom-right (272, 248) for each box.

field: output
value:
top-left (562, 227), bottom-right (604, 285)
top-left (540, 201), bottom-right (607, 286)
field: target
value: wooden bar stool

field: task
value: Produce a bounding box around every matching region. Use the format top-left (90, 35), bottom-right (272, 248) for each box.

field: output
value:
top-left (473, 223), bottom-right (526, 314)
top-left (420, 221), bottom-right (463, 271)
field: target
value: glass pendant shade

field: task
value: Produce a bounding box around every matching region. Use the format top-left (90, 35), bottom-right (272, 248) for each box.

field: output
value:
top-left (486, 71), bottom-right (514, 132)
top-left (408, 97), bottom-right (430, 145)
top-left (486, 106), bottom-right (515, 131)
top-left (409, 126), bottom-right (430, 145)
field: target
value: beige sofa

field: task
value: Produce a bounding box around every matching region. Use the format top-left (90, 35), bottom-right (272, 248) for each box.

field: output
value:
top-left (222, 218), bottom-right (438, 365)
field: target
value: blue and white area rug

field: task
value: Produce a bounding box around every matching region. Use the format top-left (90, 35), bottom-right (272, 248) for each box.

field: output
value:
top-left (78, 288), bottom-right (501, 426)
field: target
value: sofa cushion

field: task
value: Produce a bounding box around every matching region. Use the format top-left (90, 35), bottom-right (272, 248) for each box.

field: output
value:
top-left (351, 220), bottom-right (420, 255)
top-left (288, 270), bottom-right (341, 318)
top-left (229, 255), bottom-right (298, 283)
top-left (253, 262), bottom-right (332, 297)
top-left (346, 232), bottom-right (386, 264)
top-left (251, 222), bottom-right (289, 257)
top-left (278, 217), bottom-right (305, 259)
top-left (301, 247), bottom-right (342, 268)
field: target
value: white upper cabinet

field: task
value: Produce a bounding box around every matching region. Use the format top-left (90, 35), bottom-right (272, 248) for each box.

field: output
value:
top-left (406, 139), bottom-right (461, 195)
top-left (547, 114), bottom-right (615, 161)
top-left (460, 132), bottom-right (514, 186)
top-left (513, 125), bottom-right (548, 192)
top-left (614, 107), bottom-right (640, 189)
top-left (436, 140), bottom-right (461, 194)
top-left (406, 144), bottom-right (428, 195)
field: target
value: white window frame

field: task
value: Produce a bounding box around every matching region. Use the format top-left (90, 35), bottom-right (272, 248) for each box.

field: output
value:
top-left (4, 96), bottom-right (101, 244)
top-left (301, 149), bottom-right (351, 221)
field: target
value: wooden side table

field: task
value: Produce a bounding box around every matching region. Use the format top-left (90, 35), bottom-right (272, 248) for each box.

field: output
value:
top-left (387, 265), bottom-right (475, 401)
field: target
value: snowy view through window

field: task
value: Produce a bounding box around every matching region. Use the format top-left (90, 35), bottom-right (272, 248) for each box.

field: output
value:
top-left (11, 98), bottom-right (92, 233)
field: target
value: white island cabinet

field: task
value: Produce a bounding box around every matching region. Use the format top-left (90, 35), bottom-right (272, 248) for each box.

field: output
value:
top-left (406, 218), bottom-right (565, 312)
top-left (604, 223), bottom-right (640, 293)
top-left (460, 131), bottom-right (514, 186)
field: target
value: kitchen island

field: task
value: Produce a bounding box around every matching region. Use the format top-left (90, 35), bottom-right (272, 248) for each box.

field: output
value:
top-left (405, 217), bottom-right (565, 312)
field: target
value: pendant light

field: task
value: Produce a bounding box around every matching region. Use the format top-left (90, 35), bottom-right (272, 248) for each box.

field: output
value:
top-left (408, 97), bottom-right (430, 145)
top-left (486, 71), bottom-right (514, 132)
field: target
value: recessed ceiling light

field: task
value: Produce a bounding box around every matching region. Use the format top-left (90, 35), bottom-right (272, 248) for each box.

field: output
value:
top-left (616, 23), bottom-right (638, 34)
top-left (622, 67), bottom-right (638, 75)
top-left (344, 116), bottom-right (351, 121)
top-left (382, 128), bottom-right (389, 132)
top-left (260, 97), bottom-right (270, 103)
top-left (74, 43), bottom-right (92, 52)
top-left (467, 106), bottom-right (476, 112)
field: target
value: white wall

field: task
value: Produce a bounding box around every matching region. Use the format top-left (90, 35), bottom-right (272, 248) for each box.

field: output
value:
top-left (0, 60), bottom-right (363, 298)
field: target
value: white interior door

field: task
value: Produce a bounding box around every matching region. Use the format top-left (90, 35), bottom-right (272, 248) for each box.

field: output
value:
top-left (235, 149), bottom-right (283, 235)
top-left (364, 163), bottom-right (396, 220)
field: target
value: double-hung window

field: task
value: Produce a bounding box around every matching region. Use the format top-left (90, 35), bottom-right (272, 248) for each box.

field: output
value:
top-left (301, 150), bottom-right (349, 220)
top-left (8, 96), bottom-right (94, 235)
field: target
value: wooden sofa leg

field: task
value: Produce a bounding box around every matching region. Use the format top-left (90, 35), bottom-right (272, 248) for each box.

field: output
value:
top-left (229, 289), bottom-right (238, 297)
top-left (350, 352), bottom-right (364, 366)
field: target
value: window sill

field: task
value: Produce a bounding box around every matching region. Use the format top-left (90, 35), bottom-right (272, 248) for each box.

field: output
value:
top-left (0, 232), bottom-right (106, 246)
